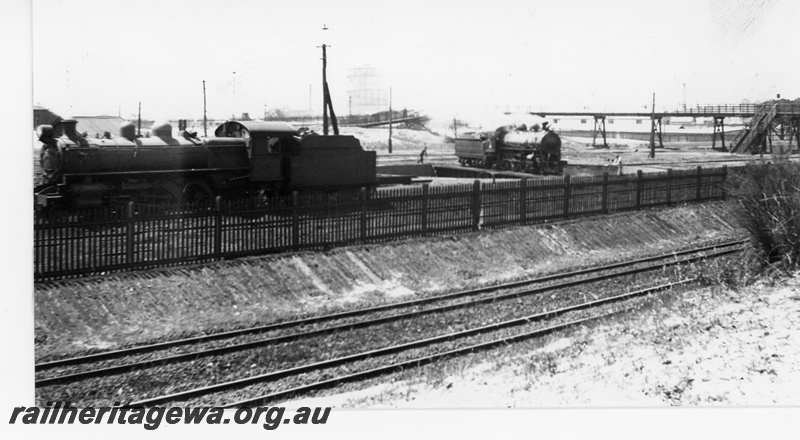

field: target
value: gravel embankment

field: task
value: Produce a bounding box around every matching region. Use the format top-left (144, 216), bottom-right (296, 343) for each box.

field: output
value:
top-left (34, 201), bottom-right (744, 361)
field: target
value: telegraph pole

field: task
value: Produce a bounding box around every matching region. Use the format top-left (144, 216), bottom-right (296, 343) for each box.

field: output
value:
top-left (388, 87), bottom-right (393, 154)
top-left (649, 93), bottom-right (656, 159)
top-left (203, 80), bottom-right (208, 137)
top-left (319, 25), bottom-right (339, 135)
top-left (682, 83), bottom-right (686, 111)
top-left (321, 43), bottom-right (329, 135)
top-left (233, 71), bottom-right (236, 120)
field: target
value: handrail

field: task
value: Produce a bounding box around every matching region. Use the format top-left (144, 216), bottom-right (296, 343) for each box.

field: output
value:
top-left (669, 103), bottom-right (800, 116)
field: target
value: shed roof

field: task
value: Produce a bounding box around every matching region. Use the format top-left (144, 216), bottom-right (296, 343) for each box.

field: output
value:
top-left (72, 116), bottom-right (129, 138)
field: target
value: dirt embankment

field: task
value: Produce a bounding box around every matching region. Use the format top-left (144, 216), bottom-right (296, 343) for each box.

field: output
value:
top-left (35, 202), bottom-right (745, 359)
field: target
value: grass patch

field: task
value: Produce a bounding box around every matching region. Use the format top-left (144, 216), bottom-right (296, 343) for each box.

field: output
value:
top-left (727, 159), bottom-right (800, 273)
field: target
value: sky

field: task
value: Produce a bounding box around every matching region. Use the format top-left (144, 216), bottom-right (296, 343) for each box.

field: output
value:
top-left (30, 0), bottom-right (799, 122)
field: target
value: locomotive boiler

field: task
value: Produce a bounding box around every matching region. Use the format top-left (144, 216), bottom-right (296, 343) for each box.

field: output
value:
top-left (454, 123), bottom-right (564, 174)
top-left (35, 118), bottom-right (377, 208)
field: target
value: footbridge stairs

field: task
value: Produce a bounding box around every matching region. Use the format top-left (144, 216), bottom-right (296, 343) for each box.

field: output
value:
top-left (729, 103), bottom-right (800, 154)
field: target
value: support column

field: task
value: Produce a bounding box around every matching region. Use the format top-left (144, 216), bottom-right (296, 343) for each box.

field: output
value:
top-left (789, 117), bottom-right (800, 153)
top-left (712, 116), bottom-right (726, 151)
top-left (766, 125), bottom-right (773, 154)
top-left (649, 116), bottom-right (664, 151)
top-left (655, 116), bottom-right (664, 148)
top-left (771, 116), bottom-right (787, 140)
top-left (592, 115), bottom-right (608, 148)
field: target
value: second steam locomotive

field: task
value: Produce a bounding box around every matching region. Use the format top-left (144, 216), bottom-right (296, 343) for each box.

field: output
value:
top-left (35, 118), bottom-right (377, 208)
top-left (454, 123), bottom-right (565, 174)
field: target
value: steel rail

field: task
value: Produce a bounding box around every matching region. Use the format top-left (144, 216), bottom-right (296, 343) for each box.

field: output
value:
top-left (36, 239), bottom-right (745, 372)
top-left (223, 308), bottom-right (630, 407)
top-left (130, 278), bottom-right (695, 407)
top-left (35, 245), bottom-right (740, 388)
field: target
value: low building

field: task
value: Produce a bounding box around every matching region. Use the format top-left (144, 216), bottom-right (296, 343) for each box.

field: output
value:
top-left (71, 115), bottom-right (130, 138)
top-left (33, 105), bottom-right (60, 128)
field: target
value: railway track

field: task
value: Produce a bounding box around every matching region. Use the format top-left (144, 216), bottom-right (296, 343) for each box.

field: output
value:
top-left (138, 280), bottom-right (691, 407)
top-left (35, 240), bottom-right (744, 406)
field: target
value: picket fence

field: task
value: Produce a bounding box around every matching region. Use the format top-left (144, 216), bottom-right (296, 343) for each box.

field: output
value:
top-left (34, 166), bottom-right (728, 281)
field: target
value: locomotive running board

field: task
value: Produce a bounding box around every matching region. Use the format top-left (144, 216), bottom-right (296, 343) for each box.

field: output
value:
top-left (58, 166), bottom-right (252, 177)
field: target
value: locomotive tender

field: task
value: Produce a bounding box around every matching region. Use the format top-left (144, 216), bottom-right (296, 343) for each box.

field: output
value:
top-left (35, 118), bottom-right (377, 208)
top-left (454, 124), bottom-right (564, 175)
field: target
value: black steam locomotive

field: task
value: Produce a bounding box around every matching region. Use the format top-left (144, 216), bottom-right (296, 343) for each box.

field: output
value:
top-left (454, 124), bottom-right (564, 174)
top-left (35, 118), bottom-right (377, 208)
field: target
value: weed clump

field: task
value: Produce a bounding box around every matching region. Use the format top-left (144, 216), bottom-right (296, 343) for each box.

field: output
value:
top-left (727, 160), bottom-right (800, 273)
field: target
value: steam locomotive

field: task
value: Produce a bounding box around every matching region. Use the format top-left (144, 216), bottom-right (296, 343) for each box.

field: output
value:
top-left (34, 118), bottom-right (377, 208)
top-left (454, 123), bottom-right (564, 174)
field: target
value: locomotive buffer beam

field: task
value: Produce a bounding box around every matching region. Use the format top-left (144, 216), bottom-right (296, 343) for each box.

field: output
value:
top-left (34, 183), bottom-right (63, 207)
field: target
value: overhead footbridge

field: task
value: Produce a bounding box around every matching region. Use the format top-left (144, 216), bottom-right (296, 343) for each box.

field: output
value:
top-left (533, 103), bottom-right (800, 153)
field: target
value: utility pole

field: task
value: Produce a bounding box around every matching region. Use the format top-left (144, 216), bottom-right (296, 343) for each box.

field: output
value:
top-left (231, 71), bottom-right (237, 120)
top-left (682, 83), bottom-right (686, 111)
top-left (321, 44), bottom-right (329, 135)
top-left (203, 80), bottom-right (208, 137)
top-left (388, 87), bottom-right (393, 154)
top-left (319, 25), bottom-right (339, 135)
top-left (649, 93), bottom-right (656, 159)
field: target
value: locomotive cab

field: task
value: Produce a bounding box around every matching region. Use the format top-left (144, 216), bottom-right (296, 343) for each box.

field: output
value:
top-left (214, 120), bottom-right (300, 184)
top-left (215, 120), bottom-right (377, 190)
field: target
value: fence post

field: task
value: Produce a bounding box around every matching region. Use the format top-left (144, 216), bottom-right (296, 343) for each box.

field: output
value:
top-left (360, 187), bottom-right (368, 243)
top-left (721, 165), bottom-right (728, 200)
top-left (214, 196), bottom-right (222, 256)
top-left (601, 172), bottom-right (609, 213)
top-left (519, 178), bottom-right (527, 224)
top-left (635, 170), bottom-right (643, 210)
top-left (292, 191), bottom-right (300, 250)
top-left (126, 201), bottom-right (134, 265)
top-left (421, 183), bottom-right (429, 235)
top-left (472, 180), bottom-right (481, 231)
top-left (696, 166), bottom-right (703, 201)
top-left (666, 168), bottom-right (673, 206)
top-left (562, 174), bottom-right (571, 219)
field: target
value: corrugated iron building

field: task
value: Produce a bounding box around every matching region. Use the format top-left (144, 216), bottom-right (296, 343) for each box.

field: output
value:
top-left (71, 115), bottom-right (130, 138)
top-left (33, 106), bottom-right (60, 128)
